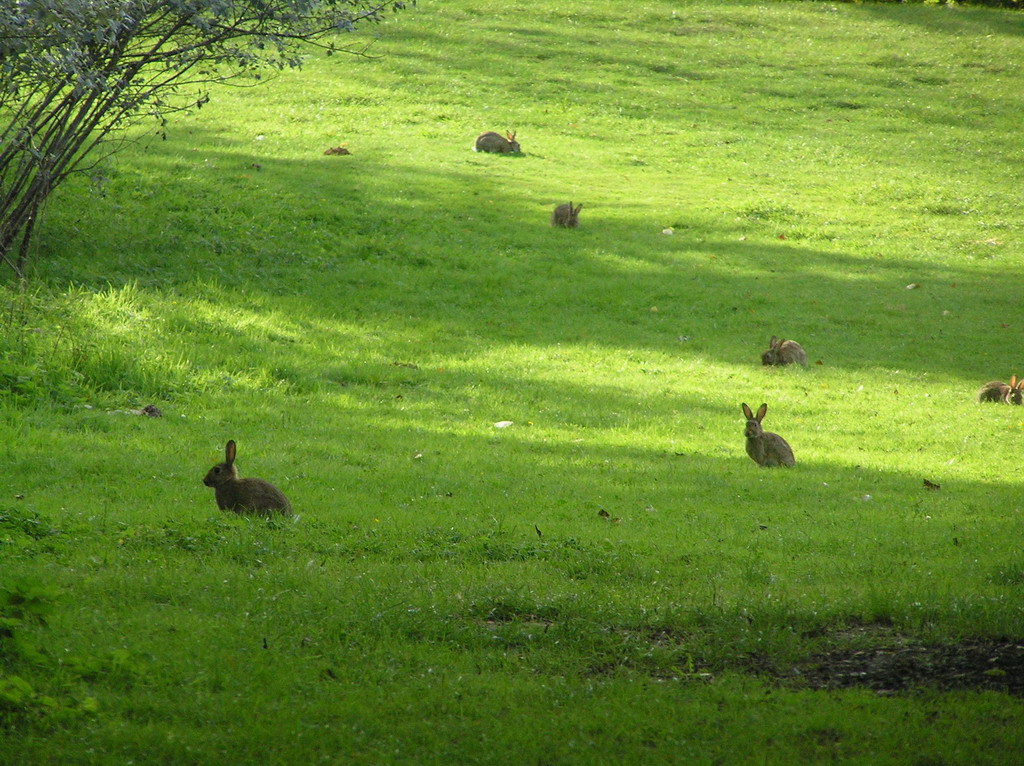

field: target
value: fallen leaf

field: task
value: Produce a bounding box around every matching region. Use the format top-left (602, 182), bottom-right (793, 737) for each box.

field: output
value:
top-left (598, 509), bottom-right (610, 518)
top-left (923, 479), bottom-right (941, 491)
top-left (324, 146), bottom-right (351, 155)
top-left (906, 283), bottom-right (920, 290)
top-left (494, 420), bottom-right (513, 429)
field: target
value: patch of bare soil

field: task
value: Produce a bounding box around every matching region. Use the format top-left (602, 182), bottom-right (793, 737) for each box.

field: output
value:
top-left (787, 640), bottom-right (1024, 696)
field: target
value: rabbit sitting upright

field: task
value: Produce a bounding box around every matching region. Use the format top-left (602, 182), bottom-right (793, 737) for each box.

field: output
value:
top-left (551, 202), bottom-right (582, 228)
top-left (203, 439), bottom-right (292, 517)
top-left (742, 403), bottom-right (795, 467)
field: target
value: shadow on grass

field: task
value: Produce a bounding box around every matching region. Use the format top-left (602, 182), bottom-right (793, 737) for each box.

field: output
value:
top-left (30, 128), bottom-right (1017, 389)
top-left (852, 2), bottom-right (1024, 39)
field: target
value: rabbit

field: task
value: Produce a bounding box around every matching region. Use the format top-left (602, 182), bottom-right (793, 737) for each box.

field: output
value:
top-left (761, 335), bottom-right (807, 367)
top-left (742, 403), bottom-right (795, 467)
top-left (977, 375), bottom-right (1023, 404)
top-left (551, 202), bottom-right (583, 228)
top-left (203, 439), bottom-right (292, 517)
top-left (473, 131), bottom-right (521, 154)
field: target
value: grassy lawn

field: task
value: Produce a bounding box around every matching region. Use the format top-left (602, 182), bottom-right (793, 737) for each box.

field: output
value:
top-left (3, 0), bottom-right (1024, 762)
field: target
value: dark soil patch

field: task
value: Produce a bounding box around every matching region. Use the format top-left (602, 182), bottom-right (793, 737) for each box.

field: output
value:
top-left (786, 640), bottom-right (1024, 696)
top-left (496, 619), bottom-right (1024, 696)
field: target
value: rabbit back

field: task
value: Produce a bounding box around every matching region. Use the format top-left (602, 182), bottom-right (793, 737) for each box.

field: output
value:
top-left (215, 478), bottom-right (292, 517)
top-left (977, 381), bottom-right (1010, 403)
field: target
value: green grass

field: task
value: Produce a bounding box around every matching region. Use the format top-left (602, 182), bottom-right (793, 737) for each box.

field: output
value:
top-left (3, 0), bottom-right (1024, 762)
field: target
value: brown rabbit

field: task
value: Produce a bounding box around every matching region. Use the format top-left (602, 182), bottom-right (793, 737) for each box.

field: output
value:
top-left (203, 440), bottom-right (292, 517)
top-left (977, 375), bottom-right (1023, 404)
top-left (742, 403), bottom-right (795, 467)
top-left (473, 131), bottom-right (521, 154)
top-left (551, 202), bottom-right (583, 228)
top-left (761, 336), bottom-right (807, 367)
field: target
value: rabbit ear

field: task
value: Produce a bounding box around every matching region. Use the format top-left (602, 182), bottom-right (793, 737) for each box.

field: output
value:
top-left (756, 403), bottom-right (768, 422)
top-left (769, 335), bottom-right (778, 348)
top-left (574, 203), bottom-right (583, 214)
top-left (742, 403), bottom-right (754, 420)
top-left (507, 131), bottom-right (516, 141)
top-left (1012, 375), bottom-right (1019, 388)
top-left (225, 440), bottom-right (236, 465)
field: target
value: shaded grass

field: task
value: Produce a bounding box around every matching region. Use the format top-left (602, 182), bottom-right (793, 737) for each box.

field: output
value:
top-left (3, 510), bottom-right (1023, 762)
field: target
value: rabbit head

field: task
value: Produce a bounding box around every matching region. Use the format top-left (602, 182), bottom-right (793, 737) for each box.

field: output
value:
top-left (203, 438), bottom-right (240, 488)
top-left (1010, 375), bottom-right (1023, 405)
top-left (742, 403), bottom-right (767, 439)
